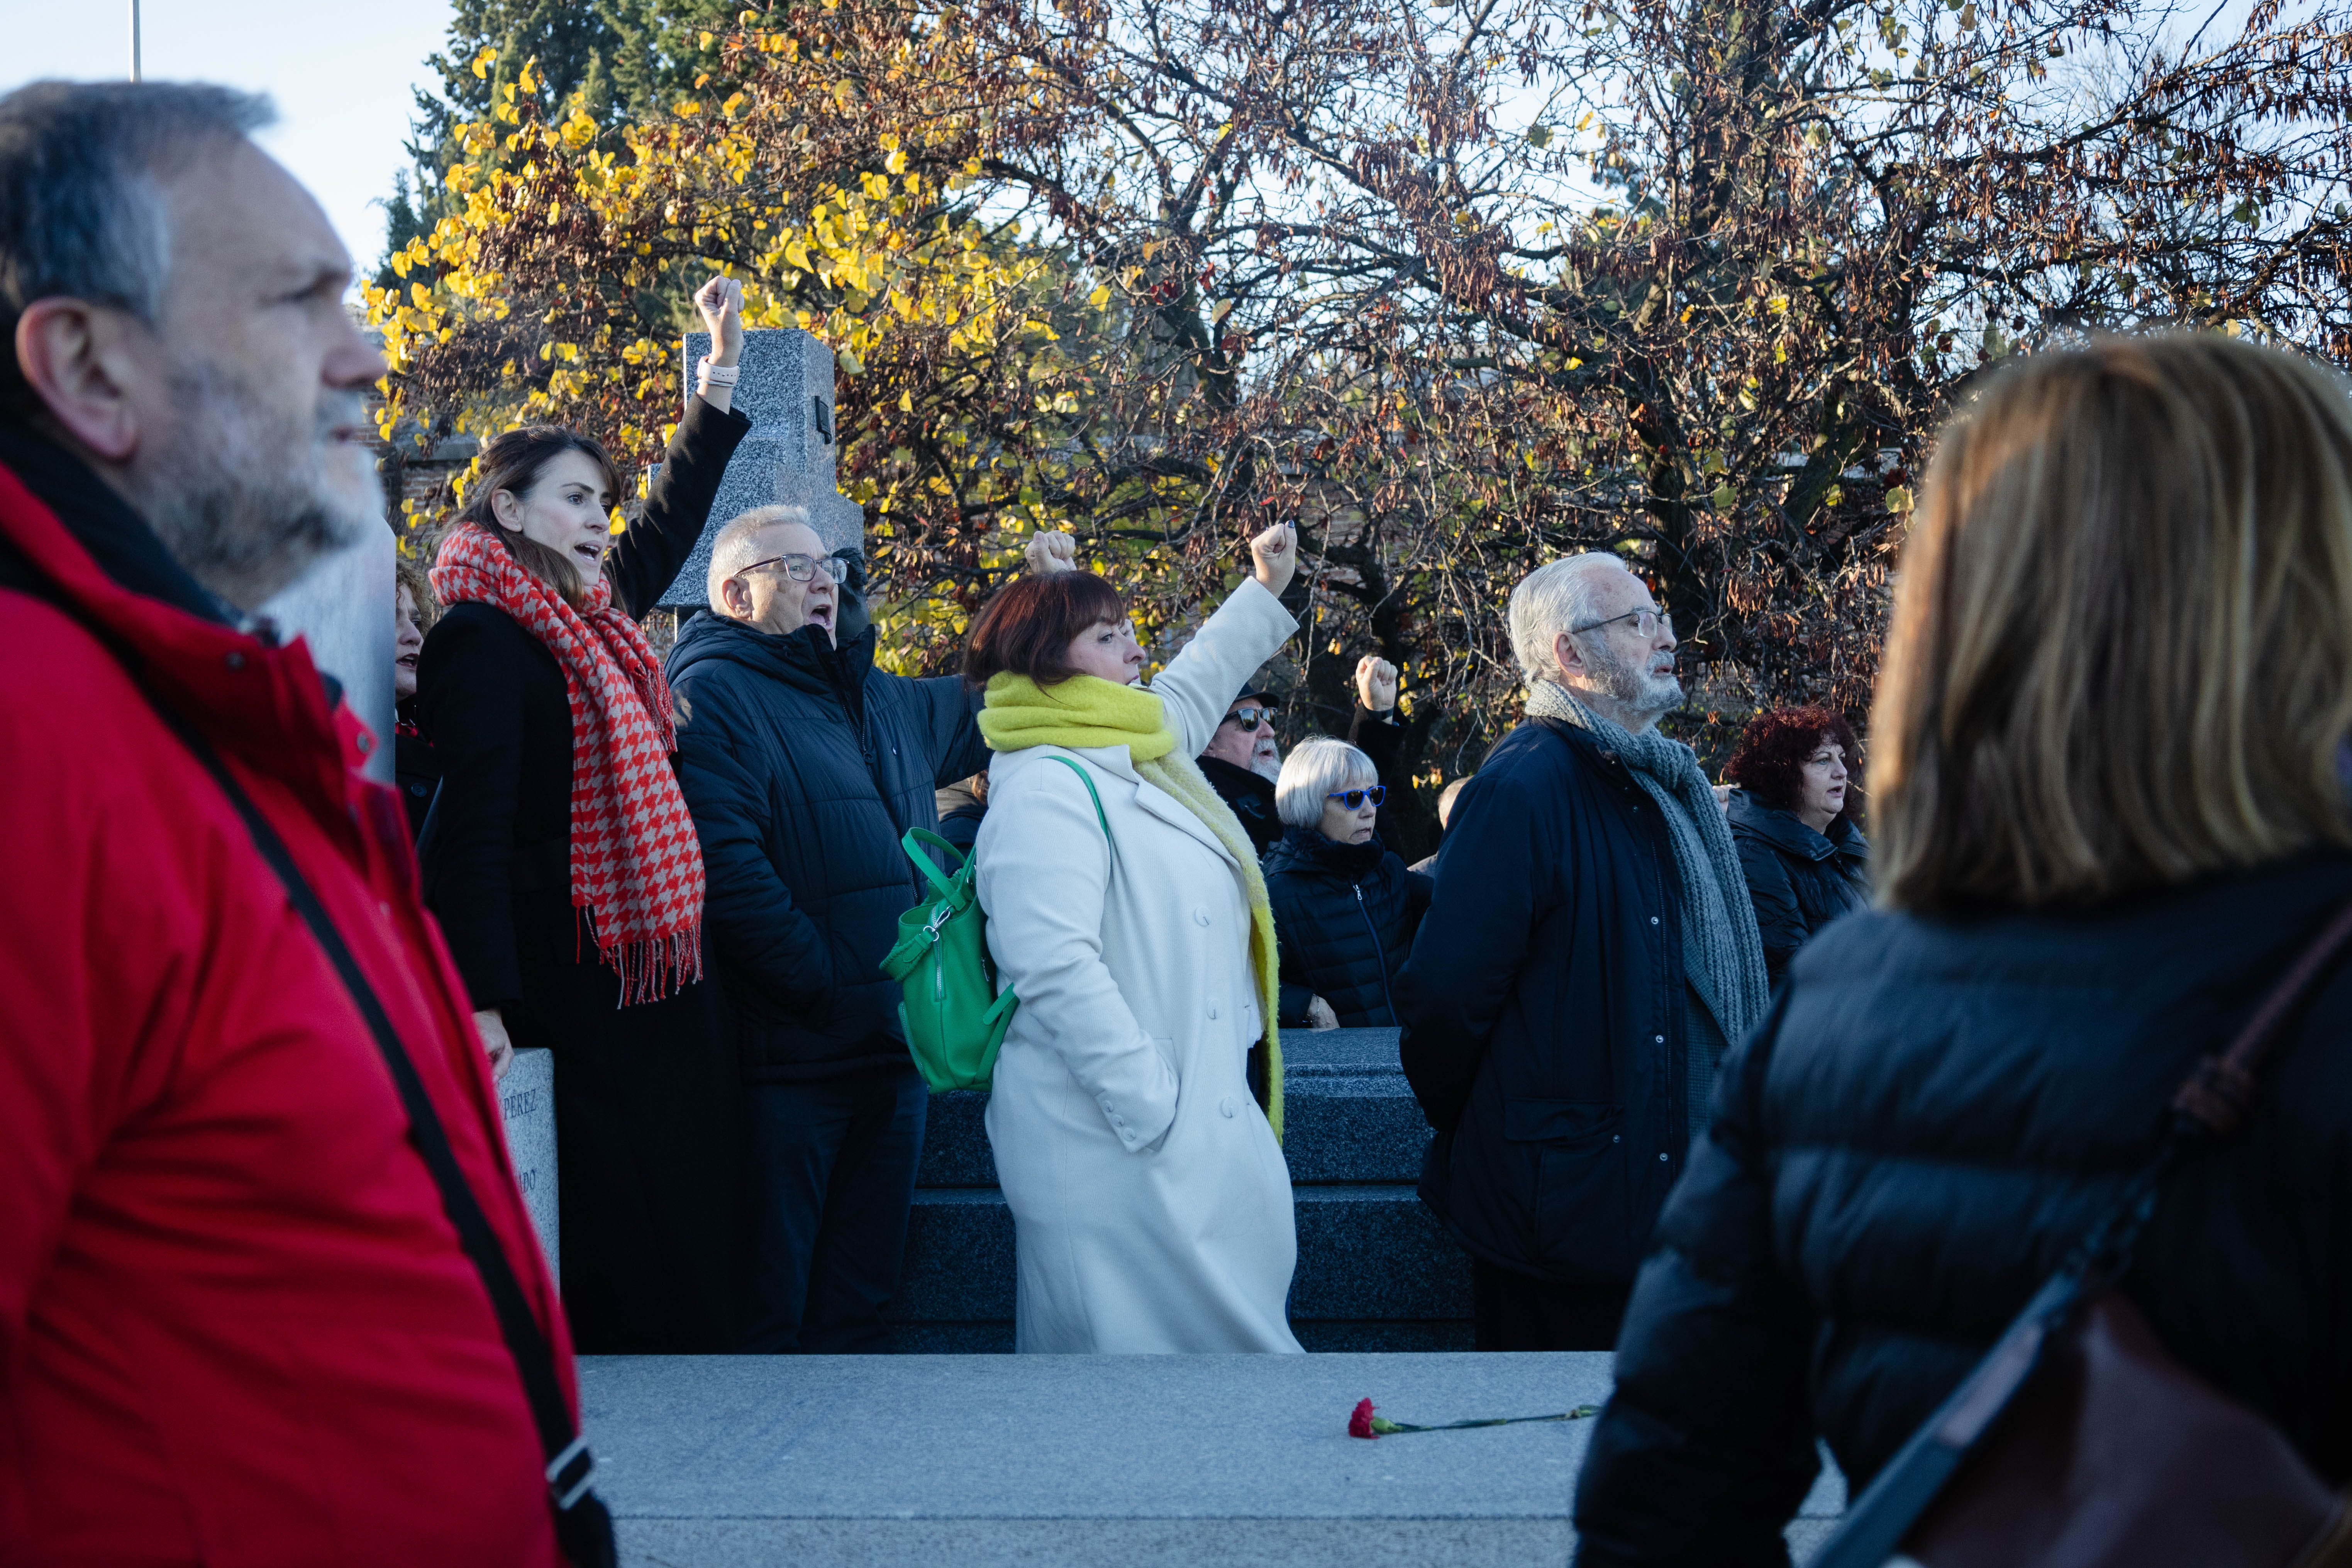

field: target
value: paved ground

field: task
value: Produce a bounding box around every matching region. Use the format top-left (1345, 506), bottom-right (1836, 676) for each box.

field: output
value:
top-left (580, 1351), bottom-right (1845, 1566)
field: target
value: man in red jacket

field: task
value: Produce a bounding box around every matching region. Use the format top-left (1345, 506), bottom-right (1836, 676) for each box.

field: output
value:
top-left (0, 82), bottom-right (581, 1564)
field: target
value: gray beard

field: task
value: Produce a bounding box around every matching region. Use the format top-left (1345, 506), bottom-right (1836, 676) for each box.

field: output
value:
top-left (1583, 636), bottom-right (1683, 719)
top-left (123, 356), bottom-right (380, 610)
top-left (1249, 748), bottom-right (1283, 783)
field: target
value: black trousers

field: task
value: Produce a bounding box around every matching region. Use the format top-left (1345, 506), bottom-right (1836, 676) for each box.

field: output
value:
top-left (1472, 1259), bottom-right (1633, 1351)
top-left (745, 1067), bottom-right (927, 1353)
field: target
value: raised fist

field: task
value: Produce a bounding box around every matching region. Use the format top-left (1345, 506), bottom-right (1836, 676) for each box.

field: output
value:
top-left (695, 275), bottom-right (745, 366)
top-left (1248, 517), bottom-right (1298, 597)
top-left (1355, 655), bottom-right (1398, 714)
top-left (1025, 530), bottom-right (1078, 576)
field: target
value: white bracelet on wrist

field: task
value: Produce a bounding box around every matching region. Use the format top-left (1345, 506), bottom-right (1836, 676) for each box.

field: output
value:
top-left (697, 356), bottom-right (741, 387)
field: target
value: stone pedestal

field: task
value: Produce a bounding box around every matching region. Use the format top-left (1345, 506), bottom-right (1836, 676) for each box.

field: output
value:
top-left (576, 1352), bottom-right (1848, 1565)
top-left (498, 1046), bottom-right (559, 1280)
top-left (656, 329), bottom-right (864, 610)
top-left (258, 523), bottom-right (395, 782)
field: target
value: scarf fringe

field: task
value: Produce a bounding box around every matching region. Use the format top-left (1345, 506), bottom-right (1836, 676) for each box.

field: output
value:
top-left (585, 912), bottom-right (706, 1008)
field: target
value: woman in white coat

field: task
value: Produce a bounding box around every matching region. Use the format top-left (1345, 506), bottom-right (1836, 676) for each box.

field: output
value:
top-left (968, 523), bottom-right (1305, 1353)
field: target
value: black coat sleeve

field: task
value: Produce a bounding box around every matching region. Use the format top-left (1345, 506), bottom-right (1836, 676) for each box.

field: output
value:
top-left (1393, 767), bottom-right (1548, 1132)
top-left (673, 668), bottom-right (847, 1011)
top-left (1571, 993), bottom-right (1822, 1567)
top-left (413, 609), bottom-right (529, 1011)
top-left (912, 673), bottom-right (990, 787)
top-left (670, 666), bottom-right (845, 1012)
top-left (1735, 834), bottom-right (1806, 984)
top-left (1347, 702), bottom-right (1405, 835)
top-left (606, 397), bottom-right (753, 619)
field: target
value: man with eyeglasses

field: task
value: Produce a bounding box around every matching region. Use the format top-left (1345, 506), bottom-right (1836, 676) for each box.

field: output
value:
top-left (664, 505), bottom-right (1005, 1353)
top-left (1394, 553), bottom-right (1769, 1352)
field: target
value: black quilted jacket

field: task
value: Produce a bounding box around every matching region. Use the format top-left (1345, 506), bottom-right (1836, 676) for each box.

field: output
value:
top-left (1571, 854), bottom-right (2352, 1566)
top-left (666, 611), bottom-right (987, 1081)
top-left (1264, 826), bottom-right (1431, 1028)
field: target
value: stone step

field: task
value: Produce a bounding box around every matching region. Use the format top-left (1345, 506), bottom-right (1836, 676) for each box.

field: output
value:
top-left (889, 1185), bottom-right (1471, 1347)
top-left (577, 1351), bottom-right (1850, 1566)
top-left (913, 1028), bottom-right (1430, 1189)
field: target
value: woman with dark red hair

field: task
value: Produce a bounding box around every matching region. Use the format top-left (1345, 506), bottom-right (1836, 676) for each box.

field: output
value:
top-left (1721, 705), bottom-right (1869, 982)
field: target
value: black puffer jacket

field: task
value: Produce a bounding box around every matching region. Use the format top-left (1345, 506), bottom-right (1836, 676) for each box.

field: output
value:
top-left (1264, 827), bottom-right (1431, 1027)
top-left (666, 610), bottom-right (988, 1082)
top-left (1571, 855), bottom-right (2352, 1567)
top-left (1200, 754), bottom-right (1281, 856)
top-left (1726, 788), bottom-right (1869, 983)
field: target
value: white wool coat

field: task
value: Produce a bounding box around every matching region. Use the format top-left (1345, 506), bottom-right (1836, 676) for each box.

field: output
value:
top-left (974, 578), bottom-right (1304, 1354)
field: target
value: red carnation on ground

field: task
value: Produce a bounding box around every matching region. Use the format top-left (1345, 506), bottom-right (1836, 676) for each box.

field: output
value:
top-left (1346, 1397), bottom-right (1598, 1439)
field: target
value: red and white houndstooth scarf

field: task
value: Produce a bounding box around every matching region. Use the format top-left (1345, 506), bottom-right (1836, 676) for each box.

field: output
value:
top-left (432, 523), bottom-right (704, 1005)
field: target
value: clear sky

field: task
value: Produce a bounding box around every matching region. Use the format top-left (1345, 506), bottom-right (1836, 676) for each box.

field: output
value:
top-left (3, 0), bottom-right (457, 274)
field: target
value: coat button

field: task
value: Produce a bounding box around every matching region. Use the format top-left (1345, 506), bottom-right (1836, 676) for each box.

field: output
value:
top-left (1650, 916), bottom-right (1660, 926)
top-left (1207, 1004), bottom-right (1220, 1019)
top-left (355, 732), bottom-right (373, 755)
top-left (1220, 1097), bottom-right (1239, 1118)
top-left (1654, 1034), bottom-right (1665, 1044)
top-left (1193, 908), bottom-right (1211, 927)
top-left (1659, 1153), bottom-right (1670, 1162)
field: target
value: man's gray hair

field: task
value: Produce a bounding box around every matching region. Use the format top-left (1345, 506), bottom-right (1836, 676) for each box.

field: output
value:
top-left (706, 503), bottom-right (813, 610)
top-left (0, 81), bottom-right (273, 409)
top-left (1275, 737), bottom-right (1379, 830)
top-left (1507, 553), bottom-right (1637, 690)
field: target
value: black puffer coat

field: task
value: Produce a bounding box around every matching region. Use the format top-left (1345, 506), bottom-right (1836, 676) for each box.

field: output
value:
top-left (1394, 717), bottom-right (1697, 1285)
top-left (666, 609), bottom-right (987, 1083)
top-left (1200, 754), bottom-right (1281, 857)
top-left (1726, 788), bottom-right (1869, 983)
top-left (1264, 827), bottom-right (1431, 1028)
top-left (1571, 854), bottom-right (2352, 1567)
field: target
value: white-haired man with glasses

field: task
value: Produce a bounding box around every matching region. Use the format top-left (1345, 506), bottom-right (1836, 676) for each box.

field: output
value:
top-left (1394, 553), bottom-right (1769, 1351)
top-left (663, 505), bottom-right (1001, 1352)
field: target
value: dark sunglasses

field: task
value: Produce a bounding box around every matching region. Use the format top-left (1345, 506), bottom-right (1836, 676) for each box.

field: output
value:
top-left (1326, 786), bottom-right (1387, 810)
top-left (1222, 705), bottom-right (1276, 732)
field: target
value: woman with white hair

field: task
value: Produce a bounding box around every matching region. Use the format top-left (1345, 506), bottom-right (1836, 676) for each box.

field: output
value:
top-left (1264, 737), bottom-right (1433, 1030)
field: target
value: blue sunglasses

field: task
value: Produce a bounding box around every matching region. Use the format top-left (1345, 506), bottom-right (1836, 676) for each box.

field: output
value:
top-left (1326, 786), bottom-right (1387, 809)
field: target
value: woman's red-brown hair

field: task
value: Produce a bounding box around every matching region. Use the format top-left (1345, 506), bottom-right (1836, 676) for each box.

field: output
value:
top-left (963, 572), bottom-right (1128, 686)
top-left (1724, 705), bottom-right (1861, 822)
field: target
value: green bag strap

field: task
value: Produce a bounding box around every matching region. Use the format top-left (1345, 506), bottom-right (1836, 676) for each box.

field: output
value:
top-left (900, 827), bottom-right (968, 902)
top-left (1046, 756), bottom-right (1113, 849)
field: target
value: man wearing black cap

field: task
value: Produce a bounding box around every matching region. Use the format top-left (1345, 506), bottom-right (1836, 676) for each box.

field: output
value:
top-left (1196, 683), bottom-right (1286, 856)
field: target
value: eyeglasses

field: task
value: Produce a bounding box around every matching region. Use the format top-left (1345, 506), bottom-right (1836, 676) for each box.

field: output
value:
top-left (1222, 705), bottom-right (1276, 732)
top-left (1327, 786), bottom-right (1387, 809)
top-left (737, 553), bottom-right (849, 585)
top-left (1571, 607), bottom-right (1674, 640)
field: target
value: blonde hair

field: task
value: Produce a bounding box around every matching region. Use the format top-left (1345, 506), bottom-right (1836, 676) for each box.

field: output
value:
top-left (395, 549), bottom-right (436, 631)
top-left (1872, 333), bottom-right (2352, 913)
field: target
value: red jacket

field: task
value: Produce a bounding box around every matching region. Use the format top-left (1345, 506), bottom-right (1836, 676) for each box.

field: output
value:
top-left (0, 437), bottom-right (570, 1565)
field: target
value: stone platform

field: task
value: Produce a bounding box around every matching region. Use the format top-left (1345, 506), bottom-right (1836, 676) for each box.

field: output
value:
top-left (891, 1028), bottom-right (1473, 1351)
top-left (579, 1352), bottom-right (1847, 1565)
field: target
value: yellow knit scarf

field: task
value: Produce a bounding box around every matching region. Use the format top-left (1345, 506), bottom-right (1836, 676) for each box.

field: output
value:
top-left (980, 673), bottom-right (1283, 1140)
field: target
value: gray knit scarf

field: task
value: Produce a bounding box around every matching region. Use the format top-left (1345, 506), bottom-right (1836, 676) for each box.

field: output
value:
top-left (1527, 681), bottom-right (1771, 1053)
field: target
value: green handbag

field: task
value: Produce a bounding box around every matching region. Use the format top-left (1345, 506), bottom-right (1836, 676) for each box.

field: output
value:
top-left (879, 757), bottom-right (1111, 1093)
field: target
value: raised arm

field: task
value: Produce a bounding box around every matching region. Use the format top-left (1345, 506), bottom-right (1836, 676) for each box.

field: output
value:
top-left (1148, 521), bottom-right (1300, 756)
top-left (606, 277), bottom-right (754, 617)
